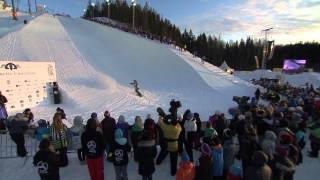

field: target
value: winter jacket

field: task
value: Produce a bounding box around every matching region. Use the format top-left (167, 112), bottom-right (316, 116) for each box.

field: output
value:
top-left (116, 122), bottom-right (130, 138)
top-left (215, 118), bottom-right (227, 138)
top-left (176, 161), bottom-right (196, 180)
top-left (261, 131), bottom-right (277, 160)
top-left (101, 116), bottom-right (116, 143)
top-left (158, 117), bottom-right (182, 152)
top-left (33, 150), bottom-right (60, 180)
top-left (130, 123), bottom-right (144, 149)
top-left (81, 129), bottom-right (105, 159)
top-left (6, 116), bottom-right (29, 135)
top-left (271, 154), bottom-right (295, 180)
top-left (195, 155), bottom-right (212, 180)
top-left (136, 139), bottom-right (157, 176)
top-left (50, 126), bottom-right (68, 150)
top-left (223, 138), bottom-right (236, 170)
top-left (245, 151), bottom-right (272, 180)
top-left (110, 129), bottom-right (131, 166)
top-left (70, 116), bottom-right (85, 150)
top-left (184, 120), bottom-right (197, 140)
top-left (239, 134), bottom-right (261, 165)
top-left (212, 145), bottom-right (224, 176)
top-left (35, 127), bottom-right (50, 141)
top-left (209, 115), bottom-right (219, 127)
top-left (0, 105), bottom-right (8, 120)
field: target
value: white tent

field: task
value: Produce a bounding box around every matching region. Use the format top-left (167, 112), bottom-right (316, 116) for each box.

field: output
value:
top-left (219, 61), bottom-right (234, 73)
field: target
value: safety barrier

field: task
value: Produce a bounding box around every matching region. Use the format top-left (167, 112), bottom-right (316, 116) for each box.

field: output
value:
top-left (0, 130), bottom-right (38, 159)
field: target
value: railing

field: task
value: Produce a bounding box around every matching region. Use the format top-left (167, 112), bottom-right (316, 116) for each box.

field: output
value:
top-left (0, 130), bottom-right (38, 159)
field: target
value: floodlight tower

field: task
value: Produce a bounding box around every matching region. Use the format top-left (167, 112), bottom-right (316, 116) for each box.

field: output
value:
top-left (106, 0), bottom-right (111, 20)
top-left (131, 0), bottom-right (137, 30)
top-left (261, 27), bottom-right (273, 70)
top-left (91, 2), bottom-right (95, 19)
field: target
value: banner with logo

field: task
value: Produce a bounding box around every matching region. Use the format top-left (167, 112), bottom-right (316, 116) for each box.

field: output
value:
top-left (0, 61), bottom-right (57, 112)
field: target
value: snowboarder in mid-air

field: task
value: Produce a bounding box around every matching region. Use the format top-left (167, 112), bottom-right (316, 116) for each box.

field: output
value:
top-left (130, 80), bottom-right (143, 97)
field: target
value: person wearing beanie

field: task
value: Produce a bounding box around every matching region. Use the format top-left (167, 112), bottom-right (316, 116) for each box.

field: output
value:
top-left (176, 152), bottom-right (195, 180)
top-left (81, 118), bottom-right (105, 180)
top-left (136, 127), bottom-right (157, 180)
top-left (131, 116), bottom-right (144, 161)
top-left (245, 151), bottom-right (272, 180)
top-left (35, 119), bottom-right (50, 142)
top-left (183, 111), bottom-right (197, 162)
top-left (101, 110), bottom-right (116, 159)
top-left (70, 116), bottom-right (85, 162)
top-left (33, 139), bottom-right (60, 180)
top-left (195, 143), bottom-right (212, 180)
top-left (271, 146), bottom-right (295, 180)
top-left (110, 128), bottom-right (131, 180)
top-left (116, 115), bottom-right (130, 138)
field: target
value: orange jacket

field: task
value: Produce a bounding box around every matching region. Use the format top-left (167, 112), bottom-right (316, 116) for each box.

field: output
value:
top-left (176, 161), bottom-right (196, 180)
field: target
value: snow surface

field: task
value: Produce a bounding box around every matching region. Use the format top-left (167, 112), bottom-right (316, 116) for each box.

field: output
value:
top-left (0, 14), bottom-right (256, 122)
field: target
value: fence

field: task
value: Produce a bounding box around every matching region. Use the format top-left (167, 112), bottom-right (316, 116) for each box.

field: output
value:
top-left (0, 130), bottom-right (38, 159)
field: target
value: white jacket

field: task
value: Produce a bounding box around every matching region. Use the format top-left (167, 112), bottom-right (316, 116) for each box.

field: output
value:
top-left (184, 120), bottom-right (197, 139)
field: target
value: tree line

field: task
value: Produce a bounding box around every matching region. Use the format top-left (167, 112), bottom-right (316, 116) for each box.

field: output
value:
top-left (83, 0), bottom-right (320, 71)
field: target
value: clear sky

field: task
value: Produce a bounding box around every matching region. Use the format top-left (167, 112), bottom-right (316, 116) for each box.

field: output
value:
top-left (16, 0), bottom-right (320, 44)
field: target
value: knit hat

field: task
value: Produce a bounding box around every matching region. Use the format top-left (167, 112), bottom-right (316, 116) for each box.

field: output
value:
top-left (186, 112), bottom-right (194, 120)
top-left (201, 143), bottom-right (212, 157)
top-left (181, 152), bottom-right (190, 162)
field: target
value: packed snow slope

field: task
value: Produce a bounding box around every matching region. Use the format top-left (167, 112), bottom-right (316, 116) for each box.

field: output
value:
top-left (0, 4), bottom-right (32, 38)
top-left (0, 14), bottom-right (255, 121)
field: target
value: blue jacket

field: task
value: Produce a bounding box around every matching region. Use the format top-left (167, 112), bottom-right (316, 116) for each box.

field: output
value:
top-left (212, 145), bottom-right (224, 176)
top-left (35, 127), bottom-right (50, 141)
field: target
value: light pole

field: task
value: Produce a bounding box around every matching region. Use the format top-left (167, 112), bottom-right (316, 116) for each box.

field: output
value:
top-left (27, 0), bottom-right (31, 14)
top-left (106, 0), bottom-right (111, 21)
top-left (91, 2), bottom-right (95, 19)
top-left (131, 0), bottom-right (136, 30)
top-left (34, 0), bottom-right (37, 12)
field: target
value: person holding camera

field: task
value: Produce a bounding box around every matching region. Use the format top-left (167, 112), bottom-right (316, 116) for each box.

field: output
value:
top-left (156, 100), bottom-right (182, 176)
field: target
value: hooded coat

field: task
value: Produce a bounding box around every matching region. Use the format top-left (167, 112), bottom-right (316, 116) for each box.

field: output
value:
top-left (245, 151), bottom-right (272, 180)
top-left (70, 116), bottom-right (85, 149)
top-left (116, 115), bottom-right (130, 138)
top-left (136, 137), bottom-right (157, 176)
top-left (6, 114), bottom-right (29, 135)
top-left (101, 115), bottom-right (116, 144)
top-left (81, 119), bottom-right (105, 159)
top-left (110, 129), bottom-right (131, 166)
top-left (212, 145), bottom-right (224, 176)
top-left (223, 138), bottom-right (236, 170)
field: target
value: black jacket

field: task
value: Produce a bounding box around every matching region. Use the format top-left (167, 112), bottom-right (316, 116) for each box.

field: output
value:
top-left (101, 117), bottom-right (116, 143)
top-left (33, 150), bottom-right (60, 180)
top-left (110, 141), bottom-right (131, 166)
top-left (196, 155), bottom-right (212, 180)
top-left (137, 139), bottom-right (157, 176)
top-left (81, 130), bottom-right (105, 159)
